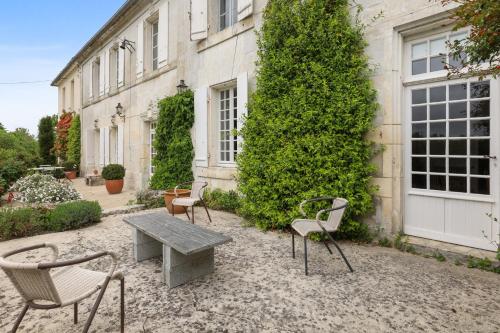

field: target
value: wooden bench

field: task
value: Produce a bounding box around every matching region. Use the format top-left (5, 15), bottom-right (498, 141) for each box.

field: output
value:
top-left (123, 212), bottom-right (232, 288)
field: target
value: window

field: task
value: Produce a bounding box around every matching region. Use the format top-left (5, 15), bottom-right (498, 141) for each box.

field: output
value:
top-left (219, 0), bottom-right (237, 31)
top-left (218, 86), bottom-right (238, 163)
top-left (92, 58), bottom-right (100, 97)
top-left (152, 21), bottom-right (159, 70)
top-left (62, 87), bottom-right (66, 112)
top-left (410, 31), bottom-right (468, 76)
top-left (410, 80), bottom-right (491, 195)
top-left (150, 122), bottom-right (157, 175)
top-left (70, 80), bottom-right (75, 111)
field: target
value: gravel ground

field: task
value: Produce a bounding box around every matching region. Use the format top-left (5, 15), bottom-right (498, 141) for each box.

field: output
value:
top-left (0, 208), bottom-right (498, 333)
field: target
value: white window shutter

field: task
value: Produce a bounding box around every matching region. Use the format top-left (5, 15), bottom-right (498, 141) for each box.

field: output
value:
top-left (118, 46), bottom-right (125, 87)
top-left (194, 86), bottom-right (208, 166)
top-left (99, 128), bottom-right (105, 166)
top-left (238, 0), bottom-right (253, 21)
top-left (104, 49), bottom-right (110, 94)
top-left (104, 127), bottom-right (110, 166)
top-left (117, 124), bottom-right (124, 165)
top-left (136, 20), bottom-right (144, 78)
top-left (190, 0), bottom-right (207, 41)
top-left (237, 72), bottom-right (248, 150)
top-left (158, 0), bottom-right (169, 67)
top-left (86, 129), bottom-right (95, 167)
top-left (88, 62), bottom-right (93, 99)
top-left (99, 54), bottom-right (105, 96)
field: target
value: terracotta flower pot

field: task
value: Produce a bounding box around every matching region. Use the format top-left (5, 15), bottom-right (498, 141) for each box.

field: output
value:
top-left (105, 179), bottom-right (124, 194)
top-left (64, 171), bottom-right (77, 179)
top-left (164, 189), bottom-right (191, 214)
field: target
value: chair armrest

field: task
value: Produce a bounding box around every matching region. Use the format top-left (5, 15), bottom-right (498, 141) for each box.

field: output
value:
top-left (314, 203), bottom-right (349, 222)
top-left (38, 251), bottom-right (119, 277)
top-left (299, 197), bottom-right (336, 217)
top-left (174, 181), bottom-right (194, 197)
top-left (1, 243), bottom-right (59, 262)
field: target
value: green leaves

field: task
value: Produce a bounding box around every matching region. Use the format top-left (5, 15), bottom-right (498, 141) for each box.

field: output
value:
top-left (237, 0), bottom-right (377, 238)
top-left (150, 91), bottom-right (195, 190)
top-left (66, 114), bottom-right (81, 168)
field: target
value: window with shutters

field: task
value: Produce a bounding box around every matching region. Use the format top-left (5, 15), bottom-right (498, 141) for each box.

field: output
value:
top-left (92, 58), bottom-right (100, 98)
top-left (152, 21), bottom-right (159, 70)
top-left (219, 0), bottom-right (237, 31)
top-left (217, 86), bottom-right (239, 163)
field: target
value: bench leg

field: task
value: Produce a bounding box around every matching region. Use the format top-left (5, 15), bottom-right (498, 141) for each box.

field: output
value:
top-left (162, 245), bottom-right (214, 288)
top-left (133, 229), bottom-right (162, 262)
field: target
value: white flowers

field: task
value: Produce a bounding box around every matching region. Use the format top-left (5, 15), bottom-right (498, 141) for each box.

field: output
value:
top-left (10, 174), bottom-right (81, 204)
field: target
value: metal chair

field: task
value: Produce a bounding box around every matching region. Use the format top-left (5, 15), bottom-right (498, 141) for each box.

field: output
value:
top-left (0, 243), bottom-right (124, 333)
top-left (172, 180), bottom-right (212, 224)
top-left (291, 197), bottom-right (353, 275)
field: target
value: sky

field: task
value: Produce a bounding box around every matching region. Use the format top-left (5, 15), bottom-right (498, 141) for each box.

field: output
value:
top-left (0, 0), bottom-right (125, 136)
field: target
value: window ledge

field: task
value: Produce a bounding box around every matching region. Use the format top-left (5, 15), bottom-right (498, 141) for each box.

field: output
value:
top-left (197, 16), bottom-right (254, 53)
top-left (197, 165), bottom-right (237, 180)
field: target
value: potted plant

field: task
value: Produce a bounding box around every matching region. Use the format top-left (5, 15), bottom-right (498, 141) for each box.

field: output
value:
top-left (102, 164), bottom-right (125, 194)
top-left (164, 187), bottom-right (191, 214)
top-left (62, 161), bottom-right (78, 179)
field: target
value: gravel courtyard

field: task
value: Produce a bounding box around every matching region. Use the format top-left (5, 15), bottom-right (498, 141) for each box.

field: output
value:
top-left (0, 208), bottom-right (498, 333)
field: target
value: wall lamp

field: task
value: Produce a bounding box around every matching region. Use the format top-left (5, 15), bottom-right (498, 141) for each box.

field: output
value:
top-left (177, 80), bottom-right (188, 94)
top-left (116, 103), bottom-right (124, 117)
top-left (120, 39), bottom-right (136, 52)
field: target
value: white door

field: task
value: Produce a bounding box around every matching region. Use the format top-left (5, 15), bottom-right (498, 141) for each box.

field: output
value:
top-left (403, 30), bottom-right (499, 251)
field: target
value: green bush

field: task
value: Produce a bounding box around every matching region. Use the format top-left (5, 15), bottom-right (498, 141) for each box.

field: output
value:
top-left (47, 201), bottom-right (101, 231)
top-left (62, 161), bottom-right (77, 171)
top-left (135, 189), bottom-right (165, 209)
top-left (52, 168), bottom-right (66, 179)
top-left (203, 189), bottom-right (242, 213)
top-left (0, 207), bottom-right (48, 240)
top-left (102, 164), bottom-right (125, 180)
top-left (150, 91), bottom-right (195, 190)
top-left (38, 115), bottom-right (56, 165)
top-left (237, 0), bottom-right (378, 239)
top-left (67, 114), bottom-right (81, 168)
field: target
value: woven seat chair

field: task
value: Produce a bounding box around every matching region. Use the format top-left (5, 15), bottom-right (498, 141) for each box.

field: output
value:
top-left (291, 197), bottom-right (353, 275)
top-left (0, 243), bottom-right (124, 333)
top-left (172, 180), bottom-right (212, 224)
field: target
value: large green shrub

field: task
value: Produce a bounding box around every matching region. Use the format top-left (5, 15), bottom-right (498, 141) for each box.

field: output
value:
top-left (150, 91), bottom-right (195, 189)
top-left (48, 201), bottom-right (101, 231)
top-left (0, 127), bottom-right (39, 185)
top-left (67, 114), bottom-right (81, 167)
top-left (237, 0), bottom-right (378, 238)
top-left (102, 164), bottom-right (125, 180)
top-left (38, 115), bottom-right (56, 165)
top-left (203, 189), bottom-right (242, 214)
top-left (0, 201), bottom-right (101, 240)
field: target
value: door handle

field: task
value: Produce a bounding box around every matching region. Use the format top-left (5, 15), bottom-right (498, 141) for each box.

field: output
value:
top-left (483, 155), bottom-right (497, 160)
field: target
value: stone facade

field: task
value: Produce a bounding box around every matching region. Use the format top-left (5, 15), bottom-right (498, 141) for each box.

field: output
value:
top-left (53, 0), bottom-right (493, 246)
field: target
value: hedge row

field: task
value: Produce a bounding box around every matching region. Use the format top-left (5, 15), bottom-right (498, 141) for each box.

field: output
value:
top-left (0, 200), bottom-right (102, 240)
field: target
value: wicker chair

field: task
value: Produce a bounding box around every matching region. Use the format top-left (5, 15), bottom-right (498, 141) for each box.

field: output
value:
top-left (291, 197), bottom-right (353, 275)
top-left (0, 243), bottom-right (124, 333)
top-left (172, 181), bottom-right (212, 224)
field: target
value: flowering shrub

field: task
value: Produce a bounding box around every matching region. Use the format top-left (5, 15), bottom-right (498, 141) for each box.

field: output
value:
top-left (54, 112), bottom-right (73, 161)
top-left (10, 173), bottom-right (81, 204)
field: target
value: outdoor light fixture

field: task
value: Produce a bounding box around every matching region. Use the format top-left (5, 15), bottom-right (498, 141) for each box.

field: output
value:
top-left (115, 103), bottom-right (124, 117)
top-left (94, 119), bottom-right (99, 129)
top-left (176, 80), bottom-right (188, 93)
top-left (120, 39), bottom-right (136, 52)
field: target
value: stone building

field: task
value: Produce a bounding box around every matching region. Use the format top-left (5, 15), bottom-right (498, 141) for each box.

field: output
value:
top-left (52, 0), bottom-right (499, 251)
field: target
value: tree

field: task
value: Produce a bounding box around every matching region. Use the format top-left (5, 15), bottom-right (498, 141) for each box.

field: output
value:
top-left (67, 114), bottom-right (81, 166)
top-left (0, 127), bottom-right (39, 184)
top-left (237, 0), bottom-right (377, 238)
top-left (442, 0), bottom-right (500, 78)
top-left (54, 112), bottom-right (73, 161)
top-left (0, 122), bottom-right (5, 131)
top-left (38, 116), bottom-right (56, 165)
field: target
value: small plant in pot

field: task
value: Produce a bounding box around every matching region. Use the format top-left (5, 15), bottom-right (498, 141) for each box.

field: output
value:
top-left (102, 164), bottom-right (125, 194)
top-left (62, 161), bottom-right (78, 179)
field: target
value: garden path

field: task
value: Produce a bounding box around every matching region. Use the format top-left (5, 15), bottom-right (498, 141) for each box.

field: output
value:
top-left (72, 177), bottom-right (135, 210)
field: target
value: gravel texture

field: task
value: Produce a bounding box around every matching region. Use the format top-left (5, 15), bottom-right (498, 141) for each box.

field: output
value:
top-left (0, 208), bottom-right (498, 333)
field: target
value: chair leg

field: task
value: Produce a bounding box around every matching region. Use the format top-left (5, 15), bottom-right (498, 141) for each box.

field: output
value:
top-left (82, 276), bottom-right (111, 333)
top-left (304, 236), bottom-right (308, 276)
top-left (11, 304), bottom-right (29, 333)
top-left (183, 206), bottom-right (190, 220)
top-left (201, 199), bottom-right (212, 223)
top-left (74, 302), bottom-right (78, 324)
top-left (325, 232), bottom-right (354, 273)
top-left (291, 231), bottom-right (295, 259)
top-left (192, 205), bottom-right (195, 224)
top-left (172, 204), bottom-right (174, 216)
top-left (120, 277), bottom-right (125, 333)
top-left (322, 240), bottom-right (333, 255)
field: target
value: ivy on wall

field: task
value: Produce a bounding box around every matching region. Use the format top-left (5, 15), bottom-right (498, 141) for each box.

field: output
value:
top-left (54, 112), bottom-right (73, 161)
top-left (237, 0), bottom-right (378, 239)
top-left (150, 91), bottom-right (195, 190)
top-left (66, 114), bottom-right (81, 166)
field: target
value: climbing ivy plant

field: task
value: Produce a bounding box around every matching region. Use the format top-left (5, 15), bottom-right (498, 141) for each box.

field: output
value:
top-left (150, 91), bottom-right (195, 190)
top-left (66, 114), bottom-right (81, 166)
top-left (237, 0), bottom-right (378, 239)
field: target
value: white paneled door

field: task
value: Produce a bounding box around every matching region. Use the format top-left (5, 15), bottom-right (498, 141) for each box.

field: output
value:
top-left (404, 78), bottom-right (499, 251)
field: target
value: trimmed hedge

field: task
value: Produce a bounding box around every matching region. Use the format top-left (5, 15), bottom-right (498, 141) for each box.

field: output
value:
top-left (0, 200), bottom-right (102, 240)
top-left (150, 91), bottom-right (195, 190)
top-left (237, 0), bottom-right (378, 239)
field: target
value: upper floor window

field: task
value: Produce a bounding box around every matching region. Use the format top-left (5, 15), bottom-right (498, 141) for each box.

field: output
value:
top-left (152, 21), bottom-right (159, 70)
top-left (219, 0), bottom-right (237, 31)
top-left (92, 57), bottom-right (100, 97)
top-left (410, 31), bottom-right (468, 76)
